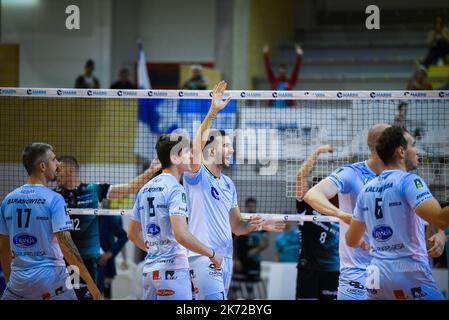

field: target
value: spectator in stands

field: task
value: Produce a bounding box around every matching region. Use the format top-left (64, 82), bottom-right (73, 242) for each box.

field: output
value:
top-left (230, 198), bottom-right (269, 300)
top-left (263, 43), bottom-right (303, 107)
top-left (406, 66), bottom-right (432, 90)
top-left (295, 145), bottom-right (340, 300)
top-left (182, 65), bottom-right (208, 90)
top-left (421, 17), bottom-right (449, 68)
top-left (275, 221), bottom-right (301, 263)
top-left (75, 59), bottom-right (100, 89)
top-left (110, 68), bottom-right (136, 89)
top-left (97, 199), bottom-right (128, 299)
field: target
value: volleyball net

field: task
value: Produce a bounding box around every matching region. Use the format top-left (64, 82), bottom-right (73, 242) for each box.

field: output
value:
top-left (1, 88), bottom-right (448, 222)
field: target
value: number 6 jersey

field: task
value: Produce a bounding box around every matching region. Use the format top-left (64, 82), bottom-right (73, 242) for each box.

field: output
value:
top-left (353, 170), bottom-right (433, 263)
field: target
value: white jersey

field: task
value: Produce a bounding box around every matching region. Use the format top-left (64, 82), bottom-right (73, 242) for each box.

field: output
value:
top-left (327, 161), bottom-right (375, 270)
top-left (132, 173), bottom-right (189, 273)
top-left (183, 164), bottom-right (238, 259)
top-left (353, 170), bottom-right (432, 264)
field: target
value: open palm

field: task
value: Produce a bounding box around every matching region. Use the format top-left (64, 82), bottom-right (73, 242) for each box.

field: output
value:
top-left (211, 80), bottom-right (232, 111)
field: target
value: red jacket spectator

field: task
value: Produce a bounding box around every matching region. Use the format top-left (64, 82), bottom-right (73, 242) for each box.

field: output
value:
top-left (263, 44), bottom-right (303, 107)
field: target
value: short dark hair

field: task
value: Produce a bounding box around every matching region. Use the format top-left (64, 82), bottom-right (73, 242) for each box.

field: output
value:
top-left (204, 130), bottom-right (226, 149)
top-left (58, 155), bottom-right (80, 172)
top-left (376, 126), bottom-right (408, 165)
top-left (245, 197), bottom-right (257, 207)
top-left (22, 143), bottom-right (54, 175)
top-left (85, 59), bottom-right (95, 68)
top-left (156, 133), bottom-right (190, 169)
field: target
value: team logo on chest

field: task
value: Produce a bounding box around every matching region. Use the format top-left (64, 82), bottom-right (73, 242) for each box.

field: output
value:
top-left (211, 187), bottom-right (220, 200)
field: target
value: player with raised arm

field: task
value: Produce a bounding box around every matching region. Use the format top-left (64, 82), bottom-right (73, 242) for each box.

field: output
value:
top-left (346, 126), bottom-right (449, 299)
top-left (0, 143), bottom-right (100, 300)
top-left (127, 134), bottom-right (223, 300)
top-left (184, 81), bottom-right (285, 300)
top-left (304, 124), bottom-right (390, 299)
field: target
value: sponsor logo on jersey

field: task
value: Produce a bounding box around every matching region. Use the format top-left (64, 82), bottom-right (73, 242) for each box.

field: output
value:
top-left (372, 225), bottom-right (393, 242)
top-left (152, 270), bottom-right (161, 280)
top-left (393, 289), bottom-right (407, 300)
top-left (157, 289), bottom-right (175, 296)
top-left (414, 179), bottom-right (423, 189)
top-left (147, 223), bottom-right (161, 236)
top-left (334, 168), bottom-right (344, 174)
top-left (211, 187), bottom-right (220, 200)
top-left (13, 233), bottom-right (38, 248)
top-left (165, 270), bottom-right (177, 280)
top-left (411, 287), bottom-right (427, 299)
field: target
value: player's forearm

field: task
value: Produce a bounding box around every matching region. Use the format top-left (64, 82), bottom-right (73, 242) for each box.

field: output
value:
top-left (295, 152), bottom-right (319, 198)
top-left (192, 108), bottom-right (219, 168)
top-left (128, 234), bottom-right (147, 252)
top-left (109, 168), bottom-right (158, 199)
top-left (57, 232), bottom-right (97, 290)
top-left (175, 231), bottom-right (214, 258)
top-left (232, 219), bottom-right (255, 236)
top-left (437, 205), bottom-right (449, 230)
top-left (304, 189), bottom-right (342, 218)
top-left (0, 236), bottom-right (11, 282)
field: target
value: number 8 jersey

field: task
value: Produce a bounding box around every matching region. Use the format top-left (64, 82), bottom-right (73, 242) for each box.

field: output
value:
top-left (0, 184), bottom-right (73, 270)
top-left (353, 170), bottom-right (433, 263)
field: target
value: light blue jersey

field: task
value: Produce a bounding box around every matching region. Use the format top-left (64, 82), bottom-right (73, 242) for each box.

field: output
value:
top-left (353, 170), bottom-right (432, 264)
top-left (132, 173), bottom-right (189, 273)
top-left (353, 170), bottom-right (443, 300)
top-left (183, 164), bottom-right (238, 259)
top-left (0, 184), bottom-right (73, 270)
top-left (328, 161), bottom-right (377, 299)
top-left (328, 161), bottom-right (376, 270)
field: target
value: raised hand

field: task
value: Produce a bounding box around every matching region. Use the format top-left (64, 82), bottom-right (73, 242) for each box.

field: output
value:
top-left (316, 144), bottom-right (335, 155)
top-left (263, 44), bottom-right (269, 54)
top-left (211, 80), bottom-right (232, 112)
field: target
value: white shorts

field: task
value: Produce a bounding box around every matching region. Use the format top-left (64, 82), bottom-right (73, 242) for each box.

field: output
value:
top-left (337, 267), bottom-right (368, 300)
top-left (189, 255), bottom-right (233, 300)
top-left (142, 268), bottom-right (191, 300)
top-left (1, 266), bottom-right (77, 300)
top-left (367, 258), bottom-right (444, 300)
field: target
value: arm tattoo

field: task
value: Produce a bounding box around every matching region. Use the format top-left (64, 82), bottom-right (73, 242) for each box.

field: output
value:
top-left (58, 231), bottom-right (84, 264)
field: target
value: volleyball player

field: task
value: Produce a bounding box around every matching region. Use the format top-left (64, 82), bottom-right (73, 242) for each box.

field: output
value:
top-left (346, 126), bottom-right (449, 299)
top-left (127, 134), bottom-right (223, 300)
top-left (0, 143), bottom-right (101, 300)
top-left (184, 81), bottom-right (285, 300)
top-left (295, 145), bottom-right (340, 300)
top-left (56, 155), bottom-right (161, 299)
top-left (304, 124), bottom-right (390, 300)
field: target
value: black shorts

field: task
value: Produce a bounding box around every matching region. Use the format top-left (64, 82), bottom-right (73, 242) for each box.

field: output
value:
top-left (296, 268), bottom-right (339, 300)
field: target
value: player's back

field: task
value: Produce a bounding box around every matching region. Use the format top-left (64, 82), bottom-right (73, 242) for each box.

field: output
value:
top-left (133, 173), bottom-right (189, 273)
top-left (0, 184), bottom-right (72, 270)
top-left (328, 161), bottom-right (376, 269)
top-left (355, 170), bottom-right (429, 264)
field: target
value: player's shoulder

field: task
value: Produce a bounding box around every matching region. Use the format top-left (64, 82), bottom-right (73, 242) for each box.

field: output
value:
top-left (331, 162), bottom-right (360, 175)
top-left (221, 173), bottom-right (236, 190)
top-left (398, 171), bottom-right (426, 190)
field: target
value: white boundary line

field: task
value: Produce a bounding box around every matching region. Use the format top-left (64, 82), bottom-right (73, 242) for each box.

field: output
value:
top-left (65, 208), bottom-right (340, 222)
top-left (0, 88), bottom-right (448, 100)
